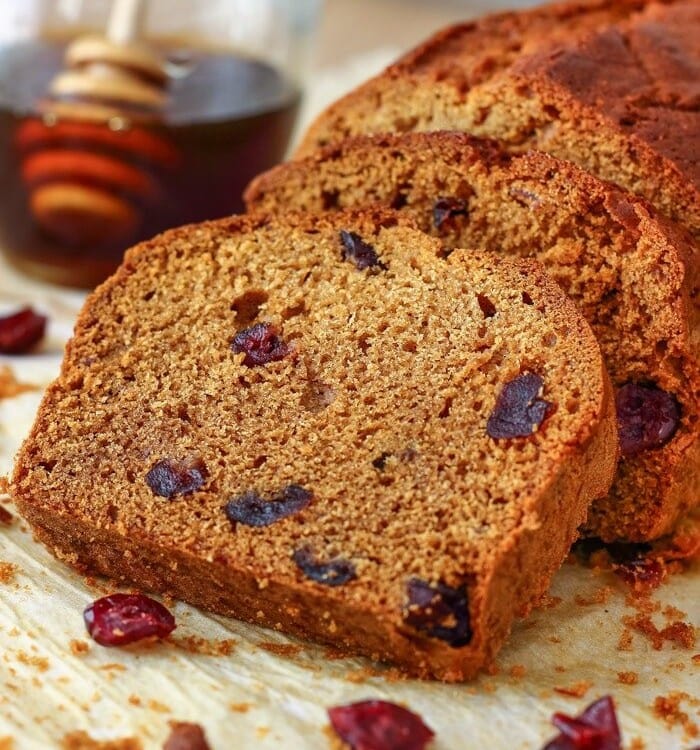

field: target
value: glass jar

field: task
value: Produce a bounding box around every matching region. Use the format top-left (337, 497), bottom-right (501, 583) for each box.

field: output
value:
top-left (0, 0), bottom-right (322, 287)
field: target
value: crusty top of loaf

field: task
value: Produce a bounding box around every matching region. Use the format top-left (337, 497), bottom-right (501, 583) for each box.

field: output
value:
top-left (297, 0), bottom-right (698, 208)
top-left (12, 209), bottom-right (611, 621)
top-left (511, 1), bottom-right (700, 188)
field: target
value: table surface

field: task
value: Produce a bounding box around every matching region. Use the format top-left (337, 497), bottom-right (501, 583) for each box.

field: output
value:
top-left (0, 2), bottom-right (698, 749)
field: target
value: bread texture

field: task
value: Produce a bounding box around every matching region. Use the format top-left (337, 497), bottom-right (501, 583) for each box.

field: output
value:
top-left (246, 132), bottom-right (700, 542)
top-left (12, 209), bottom-right (616, 680)
top-left (297, 0), bottom-right (700, 242)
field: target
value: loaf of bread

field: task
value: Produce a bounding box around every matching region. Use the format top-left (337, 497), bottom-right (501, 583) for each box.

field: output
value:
top-left (11, 209), bottom-right (616, 680)
top-left (246, 132), bottom-right (700, 542)
top-left (297, 0), bottom-right (699, 242)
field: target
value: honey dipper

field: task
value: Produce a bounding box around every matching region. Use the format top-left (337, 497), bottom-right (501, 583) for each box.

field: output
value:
top-left (16, 0), bottom-right (178, 248)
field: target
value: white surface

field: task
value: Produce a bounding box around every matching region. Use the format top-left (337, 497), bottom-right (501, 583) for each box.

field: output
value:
top-left (0, 3), bottom-right (698, 748)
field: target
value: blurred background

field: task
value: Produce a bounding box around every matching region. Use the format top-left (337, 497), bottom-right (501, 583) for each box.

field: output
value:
top-left (0, 0), bottom-right (541, 289)
top-left (317, 0), bottom-right (537, 68)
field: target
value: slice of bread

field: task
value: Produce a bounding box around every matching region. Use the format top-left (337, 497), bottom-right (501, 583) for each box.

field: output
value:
top-left (246, 132), bottom-right (700, 542)
top-left (11, 209), bottom-right (616, 680)
top-left (297, 0), bottom-right (700, 242)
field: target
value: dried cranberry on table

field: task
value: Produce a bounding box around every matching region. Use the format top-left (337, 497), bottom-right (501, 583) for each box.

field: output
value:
top-left (163, 722), bottom-right (211, 750)
top-left (231, 322), bottom-right (291, 367)
top-left (84, 593), bottom-right (176, 647)
top-left (0, 307), bottom-right (47, 354)
top-left (328, 700), bottom-right (434, 750)
top-left (615, 382), bottom-right (680, 457)
top-left (542, 695), bottom-right (621, 750)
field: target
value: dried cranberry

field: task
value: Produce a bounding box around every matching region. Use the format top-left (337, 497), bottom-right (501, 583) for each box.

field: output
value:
top-left (225, 485), bottom-right (312, 527)
top-left (163, 722), bottom-right (211, 750)
top-left (615, 558), bottom-right (665, 589)
top-left (328, 700), bottom-right (434, 750)
top-left (433, 197), bottom-right (468, 230)
top-left (404, 578), bottom-right (471, 647)
top-left (616, 383), bottom-right (680, 457)
top-left (340, 230), bottom-right (387, 270)
top-left (293, 548), bottom-right (356, 587)
top-left (543, 696), bottom-right (621, 750)
top-left (487, 372), bottom-right (552, 440)
top-left (0, 307), bottom-right (47, 354)
top-left (84, 593), bottom-right (176, 647)
top-left (231, 322), bottom-right (290, 367)
top-left (145, 457), bottom-right (207, 499)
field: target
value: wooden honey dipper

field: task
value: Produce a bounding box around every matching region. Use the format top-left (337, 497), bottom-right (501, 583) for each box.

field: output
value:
top-left (16, 0), bottom-right (179, 247)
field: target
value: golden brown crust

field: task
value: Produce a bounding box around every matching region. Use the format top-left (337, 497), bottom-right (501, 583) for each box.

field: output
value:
top-left (296, 0), bottom-right (699, 241)
top-left (247, 131), bottom-right (700, 541)
top-left (12, 210), bottom-right (615, 680)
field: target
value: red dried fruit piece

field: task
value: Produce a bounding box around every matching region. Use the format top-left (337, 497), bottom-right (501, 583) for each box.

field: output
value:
top-left (433, 197), bottom-right (468, 230)
top-left (616, 383), bottom-right (680, 457)
top-left (293, 548), bottom-right (356, 587)
top-left (163, 722), bottom-right (211, 750)
top-left (340, 230), bottom-right (387, 270)
top-left (487, 372), bottom-right (552, 439)
top-left (328, 700), bottom-right (434, 750)
top-left (225, 484), bottom-right (312, 527)
top-left (615, 558), bottom-right (666, 589)
top-left (543, 696), bottom-right (621, 750)
top-left (145, 457), bottom-right (207, 499)
top-left (404, 578), bottom-right (471, 647)
top-left (0, 307), bottom-right (47, 354)
top-left (231, 322), bottom-right (291, 367)
top-left (84, 593), bottom-right (176, 647)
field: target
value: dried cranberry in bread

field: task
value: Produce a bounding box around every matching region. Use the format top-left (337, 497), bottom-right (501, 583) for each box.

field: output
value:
top-left (297, 0), bottom-right (700, 242)
top-left (12, 210), bottom-right (616, 681)
top-left (246, 132), bottom-right (700, 542)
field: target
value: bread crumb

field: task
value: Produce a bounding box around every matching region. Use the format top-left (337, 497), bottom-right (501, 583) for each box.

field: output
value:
top-left (0, 562), bottom-right (17, 584)
top-left (163, 722), bottom-right (210, 750)
top-left (509, 664), bottom-right (527, 679)
top-left (574, 586), bottom-right (613, 606)
top-left (128, 695), bottom-right (141, 707)
top-left (554, 680), bottom-right (593, 698)
top-left (692, 654), bottom-right (700, 666)
top-left (0, 366), bottom-right (35, 400)
top-left (0, 737), bottom-right (13, 750)
top-left (16, 651), bottom-right (48, 672)
top-left (60, 732), bottom-right (142, 750)
top-left (69, 640), bottom-right (90, 656)
top-left (624, 614), bottom-right (696, 650)
top-left (652, 692), bottom-right (699, 738)
top-left (257, 641), bottom-right (303, 658)
top-left (229, 703), bottom-right (252, 713)
top-left (146, 699), bottom-right (170, 714)
top-left (617, 671), bottom-right (639, 685)
top-left (255, 727), bottom-right (270, 740)
top-left (0, 476), bottom-right (8, 496)
top-left (536, 594), bottom-right (562, 610)
top-left (170, 636), bottom-right (236, 656)
top-left (629, 739), bottom-right (645, 750)
top-left (663, 604), bottom-right (687, 620)
top-left (617, 627), bottom-right (634, 651)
